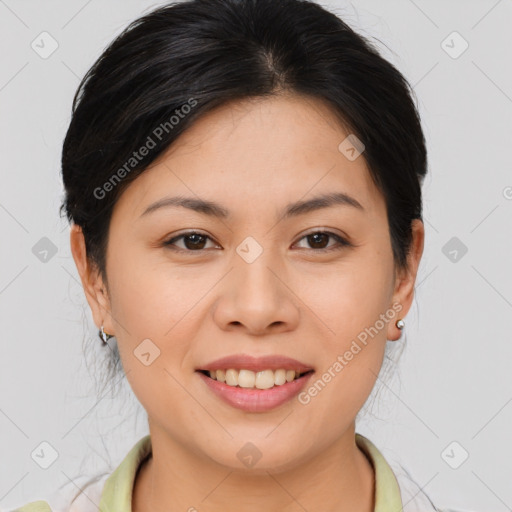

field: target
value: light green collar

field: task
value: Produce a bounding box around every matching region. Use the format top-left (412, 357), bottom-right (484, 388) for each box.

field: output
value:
top-left (355, 433), bottom-right (403, 511)
top-left (98, 433), bottom-right (403, 511)
top-left (98, 434), bottom-right (152, 512)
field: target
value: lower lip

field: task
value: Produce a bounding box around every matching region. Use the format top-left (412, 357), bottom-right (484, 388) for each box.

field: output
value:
top-left (197, 371), bottom-right (314, 413)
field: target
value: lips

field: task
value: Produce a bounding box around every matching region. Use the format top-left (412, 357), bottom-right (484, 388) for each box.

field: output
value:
top-left (196, 354), bottom-right (315, 412)
top-left (197, 354), bottom-right (314, 374)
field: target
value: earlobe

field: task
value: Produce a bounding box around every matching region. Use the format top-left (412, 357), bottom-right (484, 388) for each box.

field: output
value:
top-left (387, 318), bottom-right (405, 342)
top-left (69, 224), bottom-right (113, 333)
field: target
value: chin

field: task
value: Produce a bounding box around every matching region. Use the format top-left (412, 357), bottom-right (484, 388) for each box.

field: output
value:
top-left (202, 438), bottom-right (310, 475)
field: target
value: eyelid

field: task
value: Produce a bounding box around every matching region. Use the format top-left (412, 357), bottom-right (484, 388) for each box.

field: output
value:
top-left (163, 230), bottom-right (219, 252)
top-left (292, 228), bottom-right (351, 251)
top-left (163, 228), bottom-right (352, 253)
top-left (297, 227), bottom-right (347, 241)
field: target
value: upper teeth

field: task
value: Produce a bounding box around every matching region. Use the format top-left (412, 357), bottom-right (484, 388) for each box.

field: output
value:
top-left (207, 369), bottom-right (303, 389)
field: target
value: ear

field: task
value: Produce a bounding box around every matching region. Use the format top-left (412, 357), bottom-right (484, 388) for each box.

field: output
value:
top-left (69, 224), bottom-right (115, 335)
top-left (386, 219), bottom-right (425, 341)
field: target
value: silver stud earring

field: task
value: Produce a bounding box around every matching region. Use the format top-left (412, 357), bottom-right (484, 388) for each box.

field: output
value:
top-left (99, 325), bottom-right (114, 344)
top-left (396, 319), bottom-right (405, 330)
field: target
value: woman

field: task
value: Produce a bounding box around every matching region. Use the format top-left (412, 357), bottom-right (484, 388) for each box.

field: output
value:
top-left (13, 0), bottom-right (464, 510)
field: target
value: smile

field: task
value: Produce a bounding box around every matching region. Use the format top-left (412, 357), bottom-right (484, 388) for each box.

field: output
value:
top-left (196, 369), bottom-right (314, 412)
top-left (196, 354), bottom-right (315, 412)
top-left (199, 368), bottom-right (313, 389)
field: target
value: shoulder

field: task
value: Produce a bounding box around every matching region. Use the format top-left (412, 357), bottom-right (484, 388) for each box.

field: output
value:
top-left (9, 473), bottom-right (108, 512)
top-left (355, 433), bottom-right (472, 512)
top-left (390, 462), bottom-right (476, 512)
top-left (9, 501), bottom-right (52, 512)
top-left (390, 462), bottom-right (439, 511)
top-left (10, 435), bottom-right (149, 512)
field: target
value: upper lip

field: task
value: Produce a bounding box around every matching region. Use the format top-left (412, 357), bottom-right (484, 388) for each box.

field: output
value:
top-left (197, 354), bottom-right (314, 373)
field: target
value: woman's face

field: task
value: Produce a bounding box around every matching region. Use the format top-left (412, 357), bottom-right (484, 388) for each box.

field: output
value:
top-left (72, 93), bottom-right (423, 472)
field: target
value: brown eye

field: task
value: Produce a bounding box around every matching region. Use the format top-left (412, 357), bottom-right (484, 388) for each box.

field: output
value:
top-left (306, 232), bottom-right (330, 249)
top-left (163, 230), bottom-right (351, 254)
top-left (294, 231), bottom-right (351, 252)
top-left (163, 231), bottom-right (217, 251)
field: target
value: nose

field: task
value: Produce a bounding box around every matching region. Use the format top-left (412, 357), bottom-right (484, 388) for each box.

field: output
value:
top-left (213, 254), bottom-right (300, 336)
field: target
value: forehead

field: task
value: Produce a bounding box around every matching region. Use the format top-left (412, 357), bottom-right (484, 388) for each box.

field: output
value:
top-left (114, 94), bottom-right (384, 222)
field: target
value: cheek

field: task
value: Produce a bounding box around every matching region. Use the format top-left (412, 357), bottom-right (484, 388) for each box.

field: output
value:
top-left (298, 321), bottom-right (387, 441)
top-left (299, 252), bottom-right (392, 412)
top-left (107, 259), bottom-right (202, 421)
top-left (107, 245), bottom-right (188, 335)
top-left (305, 258), bottom-right (393, 343)
top-left (107, 250), bottom-right (213, 377)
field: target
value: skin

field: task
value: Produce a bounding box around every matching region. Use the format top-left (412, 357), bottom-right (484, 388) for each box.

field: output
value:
top-left (70, 92), bottom-right (424, 512)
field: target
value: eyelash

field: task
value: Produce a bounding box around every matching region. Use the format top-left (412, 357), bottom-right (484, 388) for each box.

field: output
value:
top-left (162, 230), bottom-right (352, 254)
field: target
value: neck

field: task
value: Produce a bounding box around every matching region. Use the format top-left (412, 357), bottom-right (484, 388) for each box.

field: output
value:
top-left (132, 424), bottom-right (374, 512)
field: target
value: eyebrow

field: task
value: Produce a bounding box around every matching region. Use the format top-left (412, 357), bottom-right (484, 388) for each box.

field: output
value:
top-left (139, 192), bottom-right (364, 220)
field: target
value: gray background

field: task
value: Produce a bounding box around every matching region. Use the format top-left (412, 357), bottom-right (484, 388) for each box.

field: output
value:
top-left (1, 0), bottom-right (511, 510)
